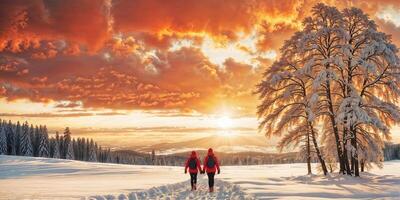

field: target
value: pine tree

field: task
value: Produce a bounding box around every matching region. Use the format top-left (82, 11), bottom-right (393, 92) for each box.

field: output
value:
top-left (88, 139), bottom-right (97, 162)
top-left (0, 126), bottom-right (7, 155)
top-left (85, 138), bottom-right (90, 161)
top-left (34, 126), bottom-right (41, 156)
top-left (72, 139), bottom-right (78, 159)
top-left (7, 121), bottom-right (16, 155)
top-left (151, 149), bottom-right (156, 165)
top-left (66, 141), bottom-right (74, 160)
top-left (63, 127), bottom-right (71, 158)
top-left (14, 121), bottom-right (21, 155)
top-left (19, 122), bottom-right (33, 156)
top-left (106, 149), bottom-right (112, 163)
top-left (28, 125), bottom-right (35, 156)
top-left (52, 138), bottom-right (61, 159)
top-left (38, 126), bottom-right (50, 157)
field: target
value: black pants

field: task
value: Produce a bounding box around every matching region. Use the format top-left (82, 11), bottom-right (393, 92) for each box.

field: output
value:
top-left (207, 173), bottom-right (215, 188)
top-left (190, 173), bottom-right (197, 187)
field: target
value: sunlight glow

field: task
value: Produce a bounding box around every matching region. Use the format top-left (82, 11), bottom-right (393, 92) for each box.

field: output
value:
top-left (377, 6), bottom-right (400, 27)
top-left (201, 35), bottom-right (254, 66)
top-left (217, 130), bottom-right (237, 137)
top-left (217, 116), bottom-right (233, 129)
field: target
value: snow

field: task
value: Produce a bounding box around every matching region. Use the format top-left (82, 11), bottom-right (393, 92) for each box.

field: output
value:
top-left (93, 178), bottom-right (252, 200)
top-left (1, 155), bottom-right (400, 199)
top-left (0, 155), bottom-right (188, 199)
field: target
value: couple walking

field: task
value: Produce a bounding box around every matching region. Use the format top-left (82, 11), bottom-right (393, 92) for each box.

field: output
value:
top-left (184, 148), bottom-right (220, 192)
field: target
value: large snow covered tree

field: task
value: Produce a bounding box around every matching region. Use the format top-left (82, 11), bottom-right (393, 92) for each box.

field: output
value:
top-left (257, 3), bottom-right (400, 176)
top-left (256, 30), bottom-right (328, 175)
top-left (19, 122), bottom-right (33, 156)
top-left (336, 7), bottom-right (400, 176)
top-left (301, 4), bottom-right (350, 174)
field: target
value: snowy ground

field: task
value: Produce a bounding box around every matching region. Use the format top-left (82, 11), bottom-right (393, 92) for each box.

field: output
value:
top-left (0, 155), bottom-right (399, 199)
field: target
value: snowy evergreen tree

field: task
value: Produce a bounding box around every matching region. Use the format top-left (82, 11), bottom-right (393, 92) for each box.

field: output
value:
top-left (28, 125), bottom-right (35, 155)
top-left (66, 141), bottom-right (74, 160)
top-left (38, 126), bottom-right (50, 157)
top-left (0, 126), bottom-right (7, 155)
top-left (72, 138), bottom-right (78, 159)
top-left (14, 121), bottom-right (21, 155)
top-left (151, 149), bottom-right (156, 165)
top-left (6, 121), bottom-right (16, 155)
top-left (52, 138), bottom-right (61, 159)
top-left (19, 122), bottom-right (33, 156)
top-left (85, 138), bottom-right (90, 161)
top-left (0, 119), bottom-right (209, 166)
top-left (63, 127), bottom-right (71, 158)
top-left (88, 139), bottom-right (97, 162)
top-left (33, 126), bottom-right (41, 156)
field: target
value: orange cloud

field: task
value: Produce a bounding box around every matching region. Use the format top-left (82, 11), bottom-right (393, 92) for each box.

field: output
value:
top-left (0, 0), bottom-right (109, 53)
top-left (1, 0), bottom-right (399, 116)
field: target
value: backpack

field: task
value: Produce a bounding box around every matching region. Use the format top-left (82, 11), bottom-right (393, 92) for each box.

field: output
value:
top-left (207, 156), bottom-right (215, 168)
top-left (188, 158), bottom-right (197, 169)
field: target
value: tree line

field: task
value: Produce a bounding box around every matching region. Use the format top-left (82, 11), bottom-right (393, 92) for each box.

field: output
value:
top-left (0, 118), bottom-right (192, 166)
top-left (256, 3), bottom-right (400, 176)
top-left (0, 119), bottom-right (114, 163)
top-left (1, 118), bottom-right (398, 167)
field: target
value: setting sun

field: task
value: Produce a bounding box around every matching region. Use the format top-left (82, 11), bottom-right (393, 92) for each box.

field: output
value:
top-left (217, 116), bottom-right (233, 129)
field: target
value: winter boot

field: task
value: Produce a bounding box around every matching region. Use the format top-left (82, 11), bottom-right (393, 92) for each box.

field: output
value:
top-left (209, 187), bottom-right (214, 193)
top-left (194, 184), bottom-right (197, 190)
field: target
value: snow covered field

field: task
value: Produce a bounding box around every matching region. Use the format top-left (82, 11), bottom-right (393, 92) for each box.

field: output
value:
top-left (0, 155), bottom-right (399, 199)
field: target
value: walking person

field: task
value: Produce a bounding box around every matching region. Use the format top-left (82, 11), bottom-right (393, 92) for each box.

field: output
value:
top-left (184, 151), bottom-right (202, 191)
top-left (202, 148), bottom-right (220, 193)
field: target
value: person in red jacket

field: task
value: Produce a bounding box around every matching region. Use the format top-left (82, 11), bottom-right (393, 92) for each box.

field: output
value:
top-left (202, 148), bottom-right (220, 193)
top-left (184, 151), bottom-right (202, 191)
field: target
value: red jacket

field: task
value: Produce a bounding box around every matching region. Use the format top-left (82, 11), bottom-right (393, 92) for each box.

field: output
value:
top-left (203, 148), bottom-right (220, 173)
top-left (185, 151), bottom-right (202, 173)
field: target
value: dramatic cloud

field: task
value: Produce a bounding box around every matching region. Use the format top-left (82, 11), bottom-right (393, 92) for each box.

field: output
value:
top-left (0, 111), bottom-right (124, 118)
top-left (1, 0), bottom-right (399, 116)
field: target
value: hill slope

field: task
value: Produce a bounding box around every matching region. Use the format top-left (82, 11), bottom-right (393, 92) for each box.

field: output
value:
top-left (0, 155), bottom-right (400, 199)
top-left (139, 134), bottom-right (278, 154)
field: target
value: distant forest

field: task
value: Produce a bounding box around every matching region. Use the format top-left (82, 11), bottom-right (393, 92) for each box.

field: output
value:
top-left (0, 119), bottom-right (399, 166)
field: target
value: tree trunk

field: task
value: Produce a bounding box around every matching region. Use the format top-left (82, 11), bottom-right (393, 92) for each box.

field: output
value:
top-left (342, 128), bottom-right (352, 175)
top-left (351, 154), bottom-right (354, 173)
top-left (351, 128), bottom-right (359, 177)
top-left (307, 133), bottom-right (312, 175)
top-left (325, 80), bottom-right (345, 173)
top-left (309, 123), bottom-right (328, 175)
top-left (360, 160), bottom-right (365, 172)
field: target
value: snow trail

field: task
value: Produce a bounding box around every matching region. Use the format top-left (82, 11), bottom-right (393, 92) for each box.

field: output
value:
top-left (90, 177), bottom-right (254, 200)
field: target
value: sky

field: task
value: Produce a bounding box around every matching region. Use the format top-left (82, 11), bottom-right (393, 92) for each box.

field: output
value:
top-left (1, 0), bottom-right (400, 147)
